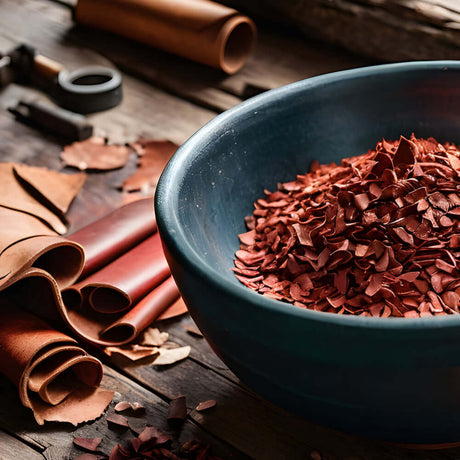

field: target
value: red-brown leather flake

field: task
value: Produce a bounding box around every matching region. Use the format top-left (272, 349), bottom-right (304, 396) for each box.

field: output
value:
top-left (234, 135), bottom-right (460, 317)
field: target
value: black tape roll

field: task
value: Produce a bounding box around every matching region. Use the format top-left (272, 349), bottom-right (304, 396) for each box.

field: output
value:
top-left (57, 66), bottom-right (122, 114)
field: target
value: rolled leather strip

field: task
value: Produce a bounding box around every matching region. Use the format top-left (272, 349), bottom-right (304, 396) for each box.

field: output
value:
top-left (65, 232), bottom-right (169, 314)
top-left (100, 275), bottom-right (180, 343)
top-left (61, 233), bottom-right (173, 345)
top-left (74, 0), bottom-right (257, 74)
top-left (59, 197), bottom-right (188, 346)
top-left (0, 304), bottom-right (113, 425)
top-left (69, 197), bottom-right (156, 278)
top-left (0, 235), bottom-right (85, 289)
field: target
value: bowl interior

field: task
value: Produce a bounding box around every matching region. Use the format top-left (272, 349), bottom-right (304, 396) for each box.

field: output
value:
top-left (161, 62), bottom-right (460, 292)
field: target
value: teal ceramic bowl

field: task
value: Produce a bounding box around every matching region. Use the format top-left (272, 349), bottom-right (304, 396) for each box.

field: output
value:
top-left (155, 61), bottom-right (460, 444)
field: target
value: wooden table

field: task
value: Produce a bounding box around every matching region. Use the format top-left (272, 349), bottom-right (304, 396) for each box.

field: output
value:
top-left (1, 1), bottom-right (460, 459)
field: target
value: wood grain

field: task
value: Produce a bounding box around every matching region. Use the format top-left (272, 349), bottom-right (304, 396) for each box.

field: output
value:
top-left (221, 0), bottom-right (460, 62)
top-left (0, 430), bottom-right (43, 460)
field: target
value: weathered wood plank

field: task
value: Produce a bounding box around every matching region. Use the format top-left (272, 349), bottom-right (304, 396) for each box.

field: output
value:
top-left (220, 0), bottom-right (460, 62)
top-left (108, 328), bottom-right (460, 460)
top-left (0, 366), bottom-right (248, 460)
top-left (0, 430), bottom-right (44, 460)
top-left (158, 316), bottom-right (242, 384)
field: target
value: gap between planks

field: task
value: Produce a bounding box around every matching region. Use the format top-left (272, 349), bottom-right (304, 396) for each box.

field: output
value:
top-left (0, 430), bottom-right (44, 460)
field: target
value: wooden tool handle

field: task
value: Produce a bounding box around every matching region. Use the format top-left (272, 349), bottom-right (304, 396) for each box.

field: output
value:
top-left (34, 54), bottom-right (64, 82)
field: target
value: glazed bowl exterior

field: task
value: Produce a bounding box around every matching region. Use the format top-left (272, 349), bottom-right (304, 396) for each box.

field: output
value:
top-left (155, 61), bottom-right (460, 444)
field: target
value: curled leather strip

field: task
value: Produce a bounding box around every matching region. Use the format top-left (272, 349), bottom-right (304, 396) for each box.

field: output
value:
top-left (68, 233), bottom-right (169, 313)
top-left (70, 197), bottom-right (157, 278)
top-left (62, 233), bottom-right (180, 345)
top-left (0, 235), bottom-right (84, 290)
top-left (0, 304), bottom-right (113, 425)
top-left (63, 197), bottom-right (187, 346)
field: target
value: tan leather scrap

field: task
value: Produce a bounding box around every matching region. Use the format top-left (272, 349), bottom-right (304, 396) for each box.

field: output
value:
top-left (13, 163), bottom-right (86, 217)
top-left (0, 162), bottom-right (86, 234)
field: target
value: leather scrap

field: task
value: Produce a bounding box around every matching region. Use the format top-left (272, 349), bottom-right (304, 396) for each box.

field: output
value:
top-left (0, 207), bottom-right (56, 259)
top-left (60, 137), bottom-right (131, 171)
top-left (13, 163), bottom-right (86, 216)
top-left (123, 139), bottom-right (179, 193)
top-left (0, 163), bottom-right (66, 234)
top-left (0, 305), bottom-right (113, 425)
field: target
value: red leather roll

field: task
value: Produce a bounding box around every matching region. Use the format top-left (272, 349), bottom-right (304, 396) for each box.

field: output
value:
top-left (100, 276), bottom-right (181, 342)
top-left (65, 233), bottom-right (170, 313)
top-left (70, 197), bottom-right (157, 278)
top-left (62, 233), bottom-right (179, 345)
top-left (61, 197), bottom-right (187, 346)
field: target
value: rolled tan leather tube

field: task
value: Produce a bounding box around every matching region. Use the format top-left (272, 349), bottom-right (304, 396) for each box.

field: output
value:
top-left (0, 305), bottom-right (112, 425)
top-left (74, 0), bottom-right (257, 74)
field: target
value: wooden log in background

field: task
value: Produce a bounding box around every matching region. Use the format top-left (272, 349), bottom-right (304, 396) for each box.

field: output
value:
top-left (221, 0), bottom-right (460, 62)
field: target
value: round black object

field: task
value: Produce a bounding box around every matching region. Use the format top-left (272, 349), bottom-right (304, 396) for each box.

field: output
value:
top-left (57, 66), bottom-right (122, 114)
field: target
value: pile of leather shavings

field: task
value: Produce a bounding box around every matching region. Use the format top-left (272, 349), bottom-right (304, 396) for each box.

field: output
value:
top-left (234, 134), bottom-right (460, 318)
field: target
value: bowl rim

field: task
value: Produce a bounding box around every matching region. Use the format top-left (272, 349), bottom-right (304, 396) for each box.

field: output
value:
top-left (155, 60), bottom-right (460, 331)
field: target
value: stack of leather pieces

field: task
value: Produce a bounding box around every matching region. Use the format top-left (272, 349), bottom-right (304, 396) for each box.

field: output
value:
top-left (0, 163), bottom-right (114, 425)
top-left (63, 197), bottom-right (187, 346)
top-left (0, 180), bottom-right (186, 424)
